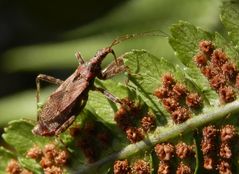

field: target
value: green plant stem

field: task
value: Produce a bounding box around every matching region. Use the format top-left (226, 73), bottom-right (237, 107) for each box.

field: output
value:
top-left (75, 100), bottom-right (239, 174)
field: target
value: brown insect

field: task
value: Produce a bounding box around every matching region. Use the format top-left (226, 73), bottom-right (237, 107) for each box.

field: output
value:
top-left (32, 31), bottom-right (167, 136)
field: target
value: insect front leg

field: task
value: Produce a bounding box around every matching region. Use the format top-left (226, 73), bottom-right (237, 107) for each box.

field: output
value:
top-left (55, 115), bottom-right (76, 136)
top-left (93, 86), bottom-right (122, 104)
top-left (36, 74), bottom-right (64, 119)
top-left (98, 57), bottom-right (126, 80)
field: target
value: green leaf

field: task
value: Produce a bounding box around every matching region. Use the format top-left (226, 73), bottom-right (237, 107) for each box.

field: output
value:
top-left (214, 32), bottom-right (239, 66)
top-left (2, 119), bottom-right (51, 155)
top-left (0, 147), bottom-right (15, 174)
top-left (87, 79), bottom-right (129, 125)
top-left (221, 1), bottom-right (239, 48)
top-left (19, 157), bottom-right (43, 174)
top-left (123, 49), bottom-right (175, 118)
top-left (169, 21), bottom-right (213, 66)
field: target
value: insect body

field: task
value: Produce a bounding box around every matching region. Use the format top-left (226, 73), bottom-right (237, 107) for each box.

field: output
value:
top-left (32, 47), bottom-right (125, 136)
top-left (32, 31), bottom-right (167, 136)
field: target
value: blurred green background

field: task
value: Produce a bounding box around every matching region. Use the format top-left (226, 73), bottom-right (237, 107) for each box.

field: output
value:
top-left (0, 0), bottom-right (221, 128)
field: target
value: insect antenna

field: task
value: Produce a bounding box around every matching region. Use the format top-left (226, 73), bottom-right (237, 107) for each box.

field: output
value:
top-left (109, 30), bottom-right (169, 48)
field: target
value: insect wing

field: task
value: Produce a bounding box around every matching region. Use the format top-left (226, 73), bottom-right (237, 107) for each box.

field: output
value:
top-left (39, 78), bottom-right (89, 122)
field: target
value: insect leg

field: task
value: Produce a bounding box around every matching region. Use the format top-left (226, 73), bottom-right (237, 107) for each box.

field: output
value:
top-left (98, 57), bottom-right (126, 80)
top-left (75, 52), bottom-right (85, 65)
top-left (36, 74), bottom-right (64, 119)
top-left (93, 86), bottom-right (122, 104)
top-left (55, 115), bottom-right (76, 135)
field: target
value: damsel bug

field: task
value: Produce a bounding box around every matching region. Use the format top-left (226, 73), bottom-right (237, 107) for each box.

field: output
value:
top-left (32, 31), bottom-right (167, 136)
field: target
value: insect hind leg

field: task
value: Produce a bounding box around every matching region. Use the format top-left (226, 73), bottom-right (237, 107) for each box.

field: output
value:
top-left (36, 74), bottom-right (64, 119)
top-left (55, 115), bottom-right (76, 136)
top-left (93, 86), bottom-right (122, 104)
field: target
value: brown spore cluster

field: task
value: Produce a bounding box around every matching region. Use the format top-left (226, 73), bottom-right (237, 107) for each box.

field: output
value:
top-left (69, 120), bottom-right (112, 163)
top-left (113, 159), bottom-right (150, 174)
top-left (200, 124), bottom-right (237, 173)
top-left (176, 162), bottom-right (191, 174)
top-left (200, 125), bottom-right (218, 170)
top-left (175, 142), bottom-right (193, 159)
top-left (155, 142), bottom-right (193, 174)
top-left (154, 73), bottom-right (202, 124)
top-left (6, 159), bottom-right (33, 174)
top-left (218, 125), bottom-right (236, 174)
top-left (26, 143), bottom-right (68, 174)
top-left (113, 160), bottom-right (131, 174)
top-left (114, 98), bottom-right (156, 143)
top-left (195, 40), bottom-right (239, 103)
top-left (132, 160), bottom-right (150, 174)
top-left (157, 161), bottom-right (170, 174)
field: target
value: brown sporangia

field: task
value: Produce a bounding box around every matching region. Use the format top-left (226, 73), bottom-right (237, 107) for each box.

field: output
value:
top-left (218, 86), bottom-right (236, 103)
top-left (43, 166), bottom-right (62, 174)
top-left (200, 124), bottom-right (237, 171)
top-left (201, 139), bottom-right (214, 155)
top-left (211, 49), bottom-right (228, 67)
top-left (140, 114), bottom-right (156, 132)
top-left (121, 98), bottom-right (141, 117)
top-left (201, 65), bottom-right (220, 79)
top-left (114, 106), bottom-right (133, 131)
top-left (26, 145), bottom-right (42, 159)
top-left (162, 73), bottom-right (176, 88)
top-left (185, 92), bottom-right (202, 108)
top-left (25, 143), bottom-right (68, 173)
top-left (209, 74), bottom-right (227, 90)
top-left (132, 160), bottom-right (150, 174)
top-left (171, 107), bottom-right (191, 124)
top-left (83, 121), bottom-right (96, 135)
top-left (154, 87), bottom-right (169, 99)
top-left (194, 52), bottom-right (208, 67)
top-left (194, 40), bottom-right (239, 103)
top-left (157, 161), bottom-right (170, 174)
top-left (175, 142), bottom-right (193, 159)
top-left (221, 62), bottom-right (237, 81)
top-left (69, 125), bottom-right (81, 137)
top-left (154, 73), bottom-right (202, 124)
top-left (202, 125), bottom-right (218, 140)
top-left (43, 143), bottom-right (58, 160)
top-left (76, 137), bottom-right (97, 163)
top-left (235, 74), bottom-right (239, 88)
top-left (172, 83), bottom-right (188, 99)
top-left (125, 127), bottom-right (145, 144)
top-left (96, 131), bottom-right (111, 146)
top-left (199, 40), bottom-right (214, 55)
top-left (217, 160), bottom-right (232, 174)
top-left (6, 159), bottom-right (32, 174)
top-left (40, 156), bottom-right (53, 168)
top-left (203, 156), bottom-right (214, 170)
top-left (162, 98), bottom-right (180, 113)
top-left (115, 98), bottom-right (156, 143)
top-left (220, 124), bottom-right (236, 143)
top-left (200, 125), bottom-right (218, 170)
top-left (154, 143), bottom-right (174, 161)
top-left (70, 120), bottom-right (113, 162)
top-left (113, 160), bottom-right (131, 174)
top-left (114, 98), bottom-right (141, 130)
top-left (219, 143), bottom-right (232, 159)
top-left (176, 162), bottom-right (192, 174)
